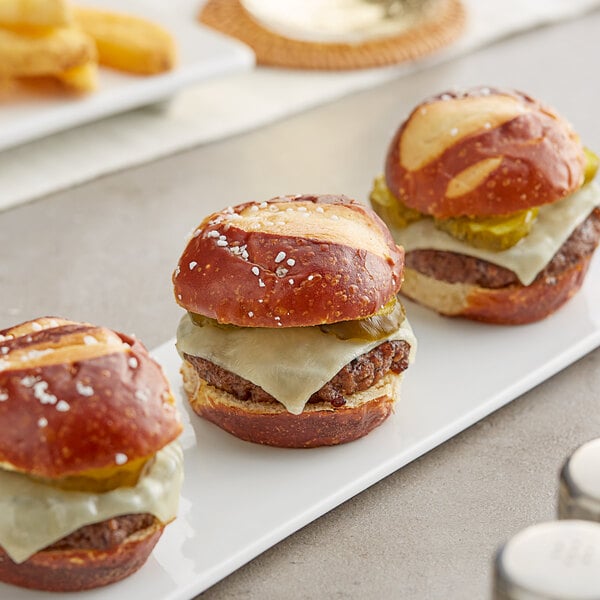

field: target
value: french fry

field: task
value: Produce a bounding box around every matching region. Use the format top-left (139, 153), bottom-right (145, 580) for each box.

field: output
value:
top-left (73, 6), bottom-right (176, 75)
top-left (0, 26), bottom-right (95, 78)
top-left (0, 0), bottom-right (71, 28)
top-left (55, 60), bottom-right (98, 93)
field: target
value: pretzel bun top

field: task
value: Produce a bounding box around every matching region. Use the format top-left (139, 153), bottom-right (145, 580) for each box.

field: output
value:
top-left (385, 87), bottom-right (586, 218)
top-left (173, 194), bottom-right (405, 328)
top-left (0, 317), bottom-right (181, 478)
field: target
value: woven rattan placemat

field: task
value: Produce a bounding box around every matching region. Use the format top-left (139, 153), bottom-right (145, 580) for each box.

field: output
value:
top-left (199, 0), bottom-right (465, 70)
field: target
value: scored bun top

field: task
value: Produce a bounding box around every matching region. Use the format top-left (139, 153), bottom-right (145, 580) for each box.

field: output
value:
top-left (0, 317), bottom-right (181, 478)
top-left (173, 194), bottom-right (405, 328)
top-left (385, 87), bottom-right (586, 218)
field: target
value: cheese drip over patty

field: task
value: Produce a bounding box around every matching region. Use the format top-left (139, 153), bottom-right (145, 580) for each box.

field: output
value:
top-left (176, 312), bottom-right (417, 415)
top-left (0, 441), bottom-right (183, 563)
top-left (392, 182), bottom-right (600, 285)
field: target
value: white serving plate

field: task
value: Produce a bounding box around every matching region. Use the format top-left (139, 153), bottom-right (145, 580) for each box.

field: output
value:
top-left (0, 0), bottom-right (254, 152)
top-left (3, 255), bottom-right (600, 599)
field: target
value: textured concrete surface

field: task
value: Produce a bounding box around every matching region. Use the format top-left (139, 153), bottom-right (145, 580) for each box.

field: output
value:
top-left (1, 9), bottom-right (600, 599)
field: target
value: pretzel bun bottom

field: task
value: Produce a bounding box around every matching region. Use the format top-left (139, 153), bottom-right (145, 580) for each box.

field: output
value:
top-left (401, 257), bottom-right (591, 325)
top-left (181, 361), bottom-right (401, 447)
top-left (0, 519), bottom-right (163, 592)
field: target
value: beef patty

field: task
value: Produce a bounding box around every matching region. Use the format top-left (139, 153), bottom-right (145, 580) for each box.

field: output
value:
top-left (405, 207), bottom-right (600, 288)
top-left (44, 514), bottom-right (156, 553)
top-left (185, 339), bottom-right (411, 408)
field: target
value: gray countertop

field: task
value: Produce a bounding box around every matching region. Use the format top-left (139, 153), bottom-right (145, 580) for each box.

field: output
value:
top-left (2, 10), bottom-right (600, 599)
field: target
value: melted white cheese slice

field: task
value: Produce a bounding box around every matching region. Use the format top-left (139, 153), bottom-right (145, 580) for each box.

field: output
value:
top-left (0, 441), bottom-right (183, 563)
top-left (392, 183), bottom-right (600, 286)
top-left (176, 312), bottom-right (417, 416)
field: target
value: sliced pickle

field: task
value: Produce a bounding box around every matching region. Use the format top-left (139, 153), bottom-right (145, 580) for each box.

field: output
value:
top-left (369, 174), bottom-right (423, 229)
top-left (434, 207), bottom-right (539, 252)
top-left (191, 300), bottom-right (404, 343)
top-left (190, 312), bottom-right (239, 330)
top-left (584, 147), bottom-right (599, 185)
top-left (319, 297), bottom-right (405, 342)
top-left (40, 456), bottom-right (151, 493)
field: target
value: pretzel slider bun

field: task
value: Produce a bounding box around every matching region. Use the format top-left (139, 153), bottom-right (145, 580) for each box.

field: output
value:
top-left (0, 317), bottom-right (183, 591)
top-left (174, 194), bottom-right (416, 447)
top-left (372, 87), bottom-right (600, 324)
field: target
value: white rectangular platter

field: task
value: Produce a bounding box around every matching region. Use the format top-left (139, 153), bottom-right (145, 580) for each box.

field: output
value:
top-left (0, 0), bottom-right (254, 152)
top-left (3, 255), bottom-right (600, 599)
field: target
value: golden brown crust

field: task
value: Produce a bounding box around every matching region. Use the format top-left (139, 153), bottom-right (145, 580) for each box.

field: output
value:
top-left (402, 256), bottom-right (592, 324)
top-left (73, 6), bottom-right (177, 75)
top-left (0, 318), bottom-right (182, 478)
top-left (199, 0), bottom-right (465, 71)
top-left (181, 361), bottom-right (399, 447)
top-left (173, 194), bottom-right (405, 327)
top-left (0, 27), bottom-right (95, 78)
top-left (385, 88), bottom-right (585, 218)
top-left (0, 519), bottom-right (163, 592)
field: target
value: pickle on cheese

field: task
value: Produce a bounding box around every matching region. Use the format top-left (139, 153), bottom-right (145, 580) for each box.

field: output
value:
top-left (437, 146), bottom-right (595, 253)
top-left (192, 299), bottom-right (405, 344)
top-left (319, 296), bottom-right (405, 342)
top-left (370, 174), bottom-right (423, 229)
top-left (40, 456), bottom-right (151, 493)
top-left (434, 208), bottom-right (539, 251)
top-left (584, 147), bottom-right (599, 185)
top-left (190, 312), bottom-right (240, 330)
top-left (369, 174), bottom-right (539, 251)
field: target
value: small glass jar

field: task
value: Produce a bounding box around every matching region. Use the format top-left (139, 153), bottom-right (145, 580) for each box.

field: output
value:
top-left (493, 520), bottom-right (600, 599)
top-left (559, 438), bottom-right (600, 522)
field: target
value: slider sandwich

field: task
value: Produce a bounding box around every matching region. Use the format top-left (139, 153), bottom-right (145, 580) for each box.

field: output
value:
top-left (173, 194), bottom-right (416, 447)
top-left (371, 87), bottom-right (600, 324)
top-left (0, 317), bottom-right (183, 591)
